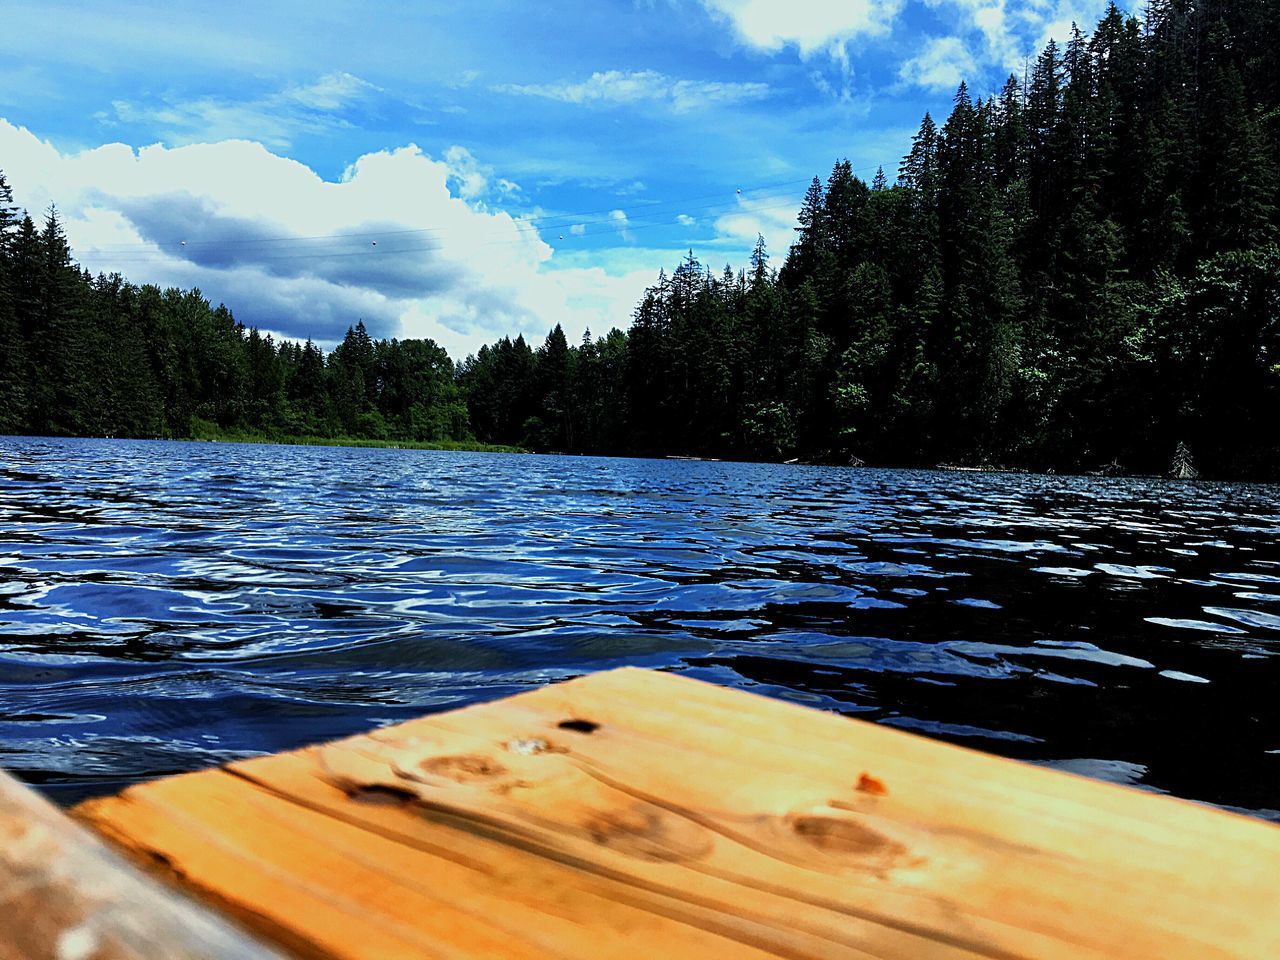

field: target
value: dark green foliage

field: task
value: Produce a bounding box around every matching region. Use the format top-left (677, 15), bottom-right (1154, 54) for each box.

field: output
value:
top-left (455, 334), bottom-right (535, 447)
top-left (0, 173), bottom-right (27, 433)
top-left (460, 0), bottom-right (1280, 479)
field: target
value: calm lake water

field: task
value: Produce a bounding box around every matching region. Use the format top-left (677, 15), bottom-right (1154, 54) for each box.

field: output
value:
top-left (1, 437), bottom-right (1278, 818)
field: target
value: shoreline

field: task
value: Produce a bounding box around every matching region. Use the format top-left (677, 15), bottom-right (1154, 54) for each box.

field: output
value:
top-left (4, 433), bottom-right (1276, 482)
top-left (190, 432), bottom-right (526, 454)
top-left (0, 432), bottom-right (527, 455)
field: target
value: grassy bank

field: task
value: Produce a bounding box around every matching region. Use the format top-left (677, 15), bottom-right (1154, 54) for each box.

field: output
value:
top-left (186, 423), bottom-right (524, 454)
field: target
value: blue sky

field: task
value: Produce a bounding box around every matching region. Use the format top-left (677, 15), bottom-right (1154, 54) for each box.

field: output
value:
top-left (0, 0), bottom-right (1109, 355)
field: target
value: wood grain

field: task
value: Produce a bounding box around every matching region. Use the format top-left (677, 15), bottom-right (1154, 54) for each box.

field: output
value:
top-left (0, 768), bottom-right (281, 960)
top-left (74, 667), bottom-right (1280, 959)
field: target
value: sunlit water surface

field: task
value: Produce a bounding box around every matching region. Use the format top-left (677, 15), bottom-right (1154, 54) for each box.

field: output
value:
top-left (1, 437), bottom-right (1278, 818)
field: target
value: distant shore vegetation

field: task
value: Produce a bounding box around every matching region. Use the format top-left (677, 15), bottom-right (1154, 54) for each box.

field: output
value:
top-left (1, 1), bottom-right (1278, 478)
top-left (186, 420), bottom-right (522, 454)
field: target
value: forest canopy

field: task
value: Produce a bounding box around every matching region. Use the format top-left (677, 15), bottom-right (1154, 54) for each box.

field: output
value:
top-left (2, 0), bottom-right (1278, 477)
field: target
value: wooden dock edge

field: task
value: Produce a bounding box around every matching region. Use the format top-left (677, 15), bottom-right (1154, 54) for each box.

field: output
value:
top-left (11, 667), bottom-right (1280, 959)
top-left (0, 768), bottom-right (283, 960)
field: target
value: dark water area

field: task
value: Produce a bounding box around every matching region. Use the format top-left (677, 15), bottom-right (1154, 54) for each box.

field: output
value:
top-left (1, 437), bottom-right (1278, 819)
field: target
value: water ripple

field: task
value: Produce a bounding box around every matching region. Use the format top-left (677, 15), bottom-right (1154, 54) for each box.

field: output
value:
top-left (1, 437), bottom-right (1279, 819)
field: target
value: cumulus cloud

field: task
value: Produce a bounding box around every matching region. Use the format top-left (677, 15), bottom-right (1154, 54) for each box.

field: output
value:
top-left (441, 144), bottom-right (501, 202)
top-left (912, 0), bottom-right (1111, 86)
top-left (898, 36), bottom-right (979, 91)
top-left (676, 213), bottom-right (697, 226)
top-left (496, 70), bottom-right (769, 112)
top-left (697, 0), bottom-right (904, 56)
top-left (0, 118), bottom-right (653, 357)
top-left (104, 72), bottom-right (384, 149)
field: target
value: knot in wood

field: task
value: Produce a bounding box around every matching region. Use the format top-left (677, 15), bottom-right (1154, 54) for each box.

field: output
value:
top-left (420, 755), bottom-right (507, 782)
top-left (506, 738), bottom-right (549, 756)
top-left (788, 813), bottom-right (907, 859)
top-left (582, 804), bottom-right (714, 863)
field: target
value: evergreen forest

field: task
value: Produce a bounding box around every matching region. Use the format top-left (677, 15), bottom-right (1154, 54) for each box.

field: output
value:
top-left (2, 1), bottom-right (1278, 477)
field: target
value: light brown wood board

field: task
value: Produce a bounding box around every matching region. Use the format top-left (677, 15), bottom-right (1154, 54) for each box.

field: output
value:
top-left (73, 667), bottom-right (1280, 959)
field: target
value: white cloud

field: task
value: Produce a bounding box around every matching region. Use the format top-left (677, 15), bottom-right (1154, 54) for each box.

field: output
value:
top-left (698, 0), bottom-right (904, 56)
top-left (0, 118), bottom-right (653, 358)
top-left (696, 0), bottom-right (1106, 98)
top-left (496, 70), bottom-right (769, 112)
top-left (569, 223), bottom-right (587, 235)
top-left (104, 72), bottom-right (383, 149)
top-left (608, 209), bottom-right (633, 242)
top-left (283, 72), bottom-right (380, 110)
top-left (924, 0), bottom-right (1019, 69)
top-left (441, 145), bottom-right (497, 202)
top-left (676, 213), bottom-right (697, 226)
top-left (898, 36), bottom-right (979, 92)
top-left (712, 191), bottom-right (803, 260)
top-left (451, 69), bottom-right (482, 89)
top-left (918, 0), bottom-right (1111, 82)
top-left (1020, 0), bottom-right (1107, 56)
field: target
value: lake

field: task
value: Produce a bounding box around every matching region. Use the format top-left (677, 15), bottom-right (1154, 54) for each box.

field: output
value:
top-left (1, 436), bottom-right (1278, 818)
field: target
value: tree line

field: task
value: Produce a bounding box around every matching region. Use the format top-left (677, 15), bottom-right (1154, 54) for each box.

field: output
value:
top-left (461, 0), bottom-right (1280, 477)
top-left (0, 180), bottom-right (470, 445)
top-left (3, 0), bottom-right (1279, 476)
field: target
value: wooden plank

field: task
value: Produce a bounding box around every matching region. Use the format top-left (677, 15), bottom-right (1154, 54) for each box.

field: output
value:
top-left (0, 768), bottom-right (283, 960)
top-left (74, 667), bottom-right (1280, 960)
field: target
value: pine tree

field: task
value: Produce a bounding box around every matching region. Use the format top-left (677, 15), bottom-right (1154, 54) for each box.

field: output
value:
top-left (749, 234), bottom-right (769, 288)
top-left (533, 324), bottom-right (573, 449)
top-left (899, 113), bottom-right (941, 201)
top-left (781, 176), bottom-right (827, 287)
top-left (0, 172), bottom-right (28, 431)
top-left (1194, 26), bottom-right (1277, 253)
top-left (30, 207), bottom-right (93, 434)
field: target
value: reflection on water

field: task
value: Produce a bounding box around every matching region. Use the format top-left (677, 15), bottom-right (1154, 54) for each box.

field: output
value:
top-left (1, 436), bottom-right (1278, 818)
